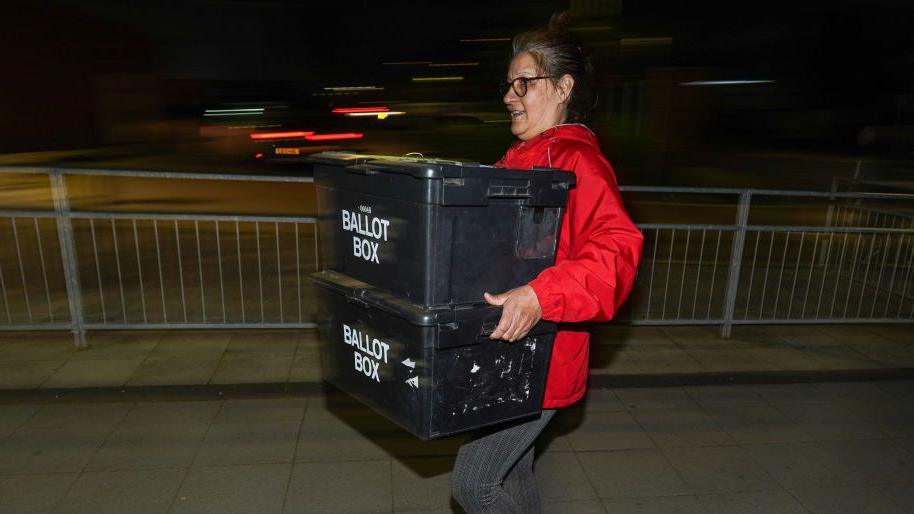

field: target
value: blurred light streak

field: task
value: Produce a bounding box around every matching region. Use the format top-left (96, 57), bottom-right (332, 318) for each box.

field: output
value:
top-left (324, 86), bottom-right (384, 92)
top-left (205, 108), bottom-right (265, 113)
top-left (305, 132), bottom-right (364, 141)
top-left (680, 80), bottom-right (775, 86)
top-left (255, 153), bottom-right (264, 159)
top-left (250, 131), bottom-right (314, 140)
top-left (332, 107), bottom-right (390, 113)
top-left (429, 62), bottom-right (479, 67)
top-left (345, 111), bottom-right (405, 119)
top-left (411, 76), bottom-right (464, 82)
top-left (459, 38), bottom-right (510, 42)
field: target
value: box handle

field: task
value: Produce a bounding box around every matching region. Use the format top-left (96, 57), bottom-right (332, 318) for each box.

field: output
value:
top-left (345, 296), bottom-right (370, 309)
top-left (345, 164), bottom-right (380, 175)
top-left (479, 321), bottom-right (498, 337)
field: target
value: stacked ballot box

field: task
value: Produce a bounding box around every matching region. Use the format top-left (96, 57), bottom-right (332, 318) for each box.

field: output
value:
top-left (309, 153), bottom-right (574, 439)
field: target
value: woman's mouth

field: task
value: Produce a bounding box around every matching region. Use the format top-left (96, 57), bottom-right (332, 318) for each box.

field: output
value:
top-left (510, 110), bottom-right (526, 119)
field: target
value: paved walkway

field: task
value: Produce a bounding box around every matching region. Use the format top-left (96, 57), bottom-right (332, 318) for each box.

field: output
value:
top-left (1, 324), bottom-right (913, 390)
top-left (1, 323), bottom-right (913, 513)
top-left (1, 380), bottom-right (914, 513)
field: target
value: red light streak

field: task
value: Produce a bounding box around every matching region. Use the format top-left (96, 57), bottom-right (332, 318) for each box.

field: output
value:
top-left (255, 153), bottom-right (264, 159)
top-left (331, 107), bottom-right (390, 114)
top-left (249, 131), bottom-right (314, 140)
top-left (305, 132), bottom-right (364, 141)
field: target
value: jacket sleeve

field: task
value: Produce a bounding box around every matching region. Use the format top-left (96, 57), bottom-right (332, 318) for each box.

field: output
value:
top-left (528, 152), bottom-right (643, 323)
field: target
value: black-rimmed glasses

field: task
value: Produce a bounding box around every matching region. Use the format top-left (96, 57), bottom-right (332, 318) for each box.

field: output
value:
top-left (499, 76), bottom-right (552, 97)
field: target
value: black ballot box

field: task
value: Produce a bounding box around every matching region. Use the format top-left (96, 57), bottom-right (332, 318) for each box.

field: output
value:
top-left (309, 152), bottom-right (575, 306)
top-left (311, 270), bottom-right (557, 439)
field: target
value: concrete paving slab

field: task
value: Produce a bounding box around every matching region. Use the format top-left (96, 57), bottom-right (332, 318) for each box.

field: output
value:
top-left (0, 426), bottom-right (110, 474)
top-left (0, 473), bottom-right (78, 514)
top-left (534, 452), bottom-right (598, 502)
top-left (193, 420), bottom-right (299, 466)
top-left (214, 397), bottom-right (307, 424)
top-left (789, 485), bottom-right (909, 514)
top-left (615, 387), bottom-right (700, 410)
top-left (208, 355), bottom-right (293, 384)
top-left (149, 333), bottom-right (230, 358)
top-left (697, 490), bottom-right (808, 514)
top-left (814, 438), bottom-right (914, 485)
top-left (772, 402), bottom-right (890, 440)
top-left (661, 445), bottom-right (779, 494)
top-left (632, 408), bottom-right (734, 448)
top-left (564, 411), bottom-right (654, 452)
top-left (120, 401), bottom-right (221, 427)
top-left (578, 448), bottom-right (691, 499)
top-left (295, 407), bottom-right (393, 463)
top-left (50, 468), bottom-right (185, 514)
top-left (127, 356), bottom-right (219, 386)
top-left (684, 385), bottom-right (769, 409)
top-left (70, 334), bottom-right (159, 361)
top-left (577, 389), bottom-right (626, 412)
top-left (0, 337), bottom-right (74, 361)
top-left (23, 402), bottom-right (132, 430)
top-left (705, 406), bottom-right (812, 444)
top-left (0, 403), bottom-right (40, 437)
top-left (544, 498), bottom-right (609, 514)
top-left (0, 360), bottom-right (64, 389)
top-left (224, 333), bottom-right (298, 357)
top-left (284, 460), bottom-right (392, 514)
top-left (170, 463), bottom-right (291, 514)
top-left (601, 494), bottom-right (708, 514)
top-left (40, 359), bottom-right (143, 389)
top-left (390, 456), bottom-right (453, 512)
top-left (85, 422), bottom-right (208, 471)
top-left (744, 441), bottom-right (855, 489)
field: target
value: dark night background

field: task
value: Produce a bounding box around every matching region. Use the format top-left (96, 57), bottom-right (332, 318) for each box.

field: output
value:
top-left (3, 0), bottom-right (914, 188)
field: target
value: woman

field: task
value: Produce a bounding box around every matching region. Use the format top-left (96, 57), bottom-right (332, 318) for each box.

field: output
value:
top-left (450, 14), bottom-right (643, 513)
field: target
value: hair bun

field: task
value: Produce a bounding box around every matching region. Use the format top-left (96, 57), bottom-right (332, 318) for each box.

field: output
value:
top-left (548, 12), bottom-right (571, 32)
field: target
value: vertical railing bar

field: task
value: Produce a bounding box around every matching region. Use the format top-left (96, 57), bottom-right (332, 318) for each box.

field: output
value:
top-left (742, 231), bottom-right (761, 319)
top-left (691, 229), bottom-right (706, 319)
top-left (10, 218), bottom-right (33, 323)
top-left (800, 232), bottom-right (820, 319)
top-left (707, 230), bottom-right (722, 320)
top-left (132, 220), bottom-right (147, 323)
top-left (773, 232), bottom-right (790, 320)
top-left (721, 191), bottom-right (751, 337)
top-left (194, 220), bottom-right (206, 323)
top-left (855, 234), bottom-right (877, 318)
top-left (255, 222), bottom-right (264, 322)
top-left (661, 229), bottom-right (675, 320)
top-left (313, 222), bottom-right (319, 272)
top-left (645, 229), bottom-right (659, 319)
top-left (897, 236), bottom-right (914, 318)
top-left (786, 231), bottom-right (805, 318)
top-left (88, 218), bottom-right (104, 323)
top-left (109, 220), bottom-right (126, 323)
top-left (676, 228), bottom-right (690, 319)
top-left (0, 259), bottom-right (11, 323)
top-left (870, 232), bottom-right (892, 318)
top-left (882, 234), bottom-right (904, 318)
top-left (33, 218), bottom-right (53, 322)
top-left (814, 232), bottom-right (834, 318)
top-left (829, 232), bottom-right (850, 319)
top-left (153, 219), bottom-right (167, 323)
top-left (295, 223), bottom-right (302, 323)
top-left (236, 221), bottom-right (245, 323)
top-left (49, 172), bottom-right (86, 347)
top-left (758, 231), bottom-right (775, 320)
top-left (842, 234), bottom-right (863, 318)
top-left (215, 221), bottom-right (226, 323)
top-left (275, 221), bottom-right (283, 323)
top-left (174, 220), bottom-right (187, 322)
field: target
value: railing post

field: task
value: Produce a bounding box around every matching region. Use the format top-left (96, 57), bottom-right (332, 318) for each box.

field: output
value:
top-left (49, 170), bottom-right (87, 348)
top-left (721, 190), bottom-right (752, 338)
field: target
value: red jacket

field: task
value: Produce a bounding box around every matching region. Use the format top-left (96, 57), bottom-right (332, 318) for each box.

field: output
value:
top-left (497, 124), bottom-right (643, 409)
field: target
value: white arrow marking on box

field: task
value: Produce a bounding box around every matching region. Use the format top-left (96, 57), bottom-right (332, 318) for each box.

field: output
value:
top-left (405, 376), bottom-right (419, 389)
top-left (402, 358), bottom-right (416, 369)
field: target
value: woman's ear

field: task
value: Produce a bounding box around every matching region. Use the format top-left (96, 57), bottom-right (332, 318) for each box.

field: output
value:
top-left (557, 74), bottom-right (575, 103)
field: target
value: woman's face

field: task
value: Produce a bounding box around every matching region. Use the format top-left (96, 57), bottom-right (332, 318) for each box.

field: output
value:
top-left (504, 51), bottom-right (570, 141)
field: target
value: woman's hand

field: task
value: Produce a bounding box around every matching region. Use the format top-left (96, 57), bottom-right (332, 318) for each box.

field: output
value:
top-left (484, 285), bottom-right (542, 342)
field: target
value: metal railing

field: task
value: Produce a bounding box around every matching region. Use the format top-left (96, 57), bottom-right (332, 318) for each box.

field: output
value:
top-left (1, 166), bottom-right (913, 345)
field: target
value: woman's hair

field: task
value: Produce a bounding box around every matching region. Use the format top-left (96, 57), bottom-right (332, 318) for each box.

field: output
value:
top-left (512, 12), bottom-right (597, 123)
